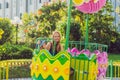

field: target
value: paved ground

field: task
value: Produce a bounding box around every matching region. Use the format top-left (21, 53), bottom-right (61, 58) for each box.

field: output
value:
top-left (3, 78), bottom-right (32, 80)
top-left (104, 77), bottom-right (120, 80)
top-left (2, 77), bottom-right (120, 80)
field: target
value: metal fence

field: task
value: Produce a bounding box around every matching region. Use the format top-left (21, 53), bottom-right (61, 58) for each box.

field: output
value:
top-left (106, 60), bottom-right (120, 80)
top-left (68, 41), bottom-right (108, 52)
top-left (0, 59), bottom-right (120, 80)
top-left (0, 59), bottom-right (31, 80)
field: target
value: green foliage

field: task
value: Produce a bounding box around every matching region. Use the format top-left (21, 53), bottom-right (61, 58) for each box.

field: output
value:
top-left (33, 1), bottom-right (84, 41)
top-left (0, 43), bottom-right (33, 60)
top-left (21, 1), bottom-right (120, 53)
top-left (22, 13), bottom-right (35, 26)
top-left (109, 38), bottom-right (120, 54)
top-left (19, 48), bottom-right (33, 59)
top-left (21, 13), bottom-right (35, 36)
top-left (0, 18), bottom-right (13, 44)
top-left (64, 21), bottom-right (82, 41)
top-left (0, 29), bottom-right (4, 39)
top-left (35, 2), bottom-right (68, 37)
top-left (0, 45), bottom-right (6, 55)
top-left (88, 1), bottom-right (119, 45)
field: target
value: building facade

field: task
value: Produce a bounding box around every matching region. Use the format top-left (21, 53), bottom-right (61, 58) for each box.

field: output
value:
top-left (111, 0), bottom-right (120, 31)
top-left (0, 0), bottom-right (51, 19)
top-left (0, 0), bottom-right (119, 31)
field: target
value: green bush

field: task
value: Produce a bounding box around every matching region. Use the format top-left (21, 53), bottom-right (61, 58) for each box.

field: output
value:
top-left (0, 45), bottom-right (6, 53)
top-left (109, 38), bottom-right (120, 54)
top-left (19, 48), bottom-right (33, 59)
top-left (0, 18), bottom-right (13, 45)
top-left (0, 45), bottom-right (6, 60)
top-left (0, 43), bottom-right (33, 60)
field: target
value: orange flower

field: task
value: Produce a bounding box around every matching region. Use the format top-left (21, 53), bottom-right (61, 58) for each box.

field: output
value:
top-left (24, 29), bottom-right (28, 33)
top-left (38, 10), bottom-right (42, 15)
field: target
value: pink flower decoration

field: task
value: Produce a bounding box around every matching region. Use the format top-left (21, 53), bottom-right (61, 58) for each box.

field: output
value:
top-left (75, 0), bottom-right (106, 13)
top-left (102, 52), bottom-right (108, 57)
top-left (94, 50), bottom-right (100, 56)
top-left (97, 52), bottom-right (108, 79)
top-left (67, 47), bottom-right (80, 56)
top-left (67, 48), bottom-right (71, 53)
top-left (67, 48), bottom-right (91, 56)
top-left (80, 49), bottom-right (90, 56)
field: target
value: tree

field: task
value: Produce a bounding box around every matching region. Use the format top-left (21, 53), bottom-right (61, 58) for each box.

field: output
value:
top-left (88, 1), bottom-right (119, 45)
top-left (0, 18), bottom-right (12, 45)
top-left (33, 1), bottom-right (84, 41)
top-left (21, 1), bottom-right (119, 46)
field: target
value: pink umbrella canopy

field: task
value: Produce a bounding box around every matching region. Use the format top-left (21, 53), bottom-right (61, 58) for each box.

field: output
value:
top-left (75, 0), bottom-right (106, 14)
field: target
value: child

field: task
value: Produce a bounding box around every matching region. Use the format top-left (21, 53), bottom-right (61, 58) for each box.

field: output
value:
top-left (36, 40), bottom-right (46, 50)
top-left (32, 40), bottom-right (46, 56)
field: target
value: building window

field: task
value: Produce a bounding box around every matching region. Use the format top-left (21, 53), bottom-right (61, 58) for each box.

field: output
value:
top-left (0, 3), bottom-right (1, 9)
top-left (30, 0), bottom-right (32, 5)
top-left (39, 0), bottom-right (41, 3)
top-left (6, 2), bottom-right (9, 8)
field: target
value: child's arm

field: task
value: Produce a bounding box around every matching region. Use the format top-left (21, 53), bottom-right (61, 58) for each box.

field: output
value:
top-left (46, 42), bottom-right (51, 51)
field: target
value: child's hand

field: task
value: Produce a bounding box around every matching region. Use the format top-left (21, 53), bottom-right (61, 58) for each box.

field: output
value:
top-left (37, 40), bottom-right (41, 44)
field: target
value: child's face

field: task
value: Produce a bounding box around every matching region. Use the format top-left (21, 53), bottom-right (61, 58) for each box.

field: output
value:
top-left (40, 43), bottom-right (46, 49)
top-left (42, 43), bottom-right (46, 48)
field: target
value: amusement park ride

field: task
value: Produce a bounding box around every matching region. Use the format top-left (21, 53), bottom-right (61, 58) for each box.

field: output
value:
top-left (30, 0), bottom-right (108, 80)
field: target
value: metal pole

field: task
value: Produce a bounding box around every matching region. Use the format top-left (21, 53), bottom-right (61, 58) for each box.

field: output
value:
top-left (65, 0), bottom-right (72, 50)
top-left (110, 60), bottom-right (113, 80)
top-left (114, 0), bottom-right (117, 28)
top-left (6, 61), bottom-right (8, 80)
top-left (16, 24), bottom-right (18, 44)
top-left (0, 67), bottom-right (1, 80)
top-left (85, 14), bottom-right (89, 49)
